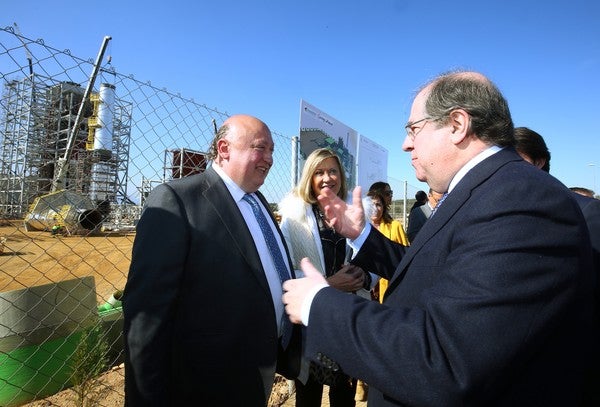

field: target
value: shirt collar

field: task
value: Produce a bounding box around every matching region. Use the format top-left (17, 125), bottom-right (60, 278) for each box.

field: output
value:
top-left (211, 163), bottom-right (247, 202)
top-left (447, 145), bottom-right (503, 193)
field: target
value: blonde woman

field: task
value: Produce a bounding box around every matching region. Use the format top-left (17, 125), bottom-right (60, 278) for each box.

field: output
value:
top-left (279, 148), bottom-right (368, 407)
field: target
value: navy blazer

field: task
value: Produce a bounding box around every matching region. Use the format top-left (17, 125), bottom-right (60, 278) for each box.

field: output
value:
top-left (573, 192), bottom-right (600, 405)
top-left (304, 148), bottom-right (594, 406)
top-left (123, 167), bottom-right (298, 406)
top-left (572, 192), bottom-right (600, 277)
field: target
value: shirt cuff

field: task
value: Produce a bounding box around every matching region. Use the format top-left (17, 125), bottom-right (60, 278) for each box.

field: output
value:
top-left (301, 283), bottom-right (329, 325)
top-left (347, 223), bottom-right (372, 257)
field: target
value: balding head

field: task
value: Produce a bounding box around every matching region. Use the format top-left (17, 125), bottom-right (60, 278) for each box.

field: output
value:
top-left (210, 114), bottom-right (274, 193)
top-left (223, 114), bottom-right (270, 137)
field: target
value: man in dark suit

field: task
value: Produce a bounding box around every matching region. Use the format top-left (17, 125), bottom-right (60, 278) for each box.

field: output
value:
top-left (573, 192), bottom-right (600, 407)
top-left (123, 114), bottom-right (298, 406)
top-left (406, 188), bottom-right (443, 242)
top-left (282, 72), bottom-right (594, 406)
top-left (513, 126), bottom-right (600, 405)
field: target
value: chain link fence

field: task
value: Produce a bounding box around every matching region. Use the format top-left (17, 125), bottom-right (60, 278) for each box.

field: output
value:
top-left (0, 25), bottom-right (298, 406)
top-left (0, 26), bottom-right (424, 406)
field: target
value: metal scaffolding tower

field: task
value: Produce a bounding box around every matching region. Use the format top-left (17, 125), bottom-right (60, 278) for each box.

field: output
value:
top-left (0, 74), bottom-right (132, 219)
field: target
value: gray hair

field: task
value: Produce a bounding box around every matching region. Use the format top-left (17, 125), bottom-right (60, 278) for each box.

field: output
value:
top-left (207, 124), bottom-right (229, 161)
top-left (423, 71), bottom-right (514, 147)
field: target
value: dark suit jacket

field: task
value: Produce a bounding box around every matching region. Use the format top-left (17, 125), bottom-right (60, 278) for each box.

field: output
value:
top-left (573, 193), bottom-right (600, 405)
top-left (407, 204), bottom-right (431, 242)
top-left (123, 167), bottom-right (298, 406)
top-left (304, 148), bottom-right (595, 406)
top-left (573, 192), bottom-right (600, 278)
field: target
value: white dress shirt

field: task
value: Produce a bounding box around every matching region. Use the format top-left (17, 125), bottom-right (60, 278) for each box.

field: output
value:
top-left (212, 164), bottom-right (290, 335)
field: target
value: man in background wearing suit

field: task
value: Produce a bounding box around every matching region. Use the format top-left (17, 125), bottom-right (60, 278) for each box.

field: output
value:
top-left (513, 126), bottom-right (600, 406)
top-left (406, 188), bottom-right (444, 242)
top-left (123, 114), bottom-right (298, 406)
top-left (283, 71), bottom-right (594, 406)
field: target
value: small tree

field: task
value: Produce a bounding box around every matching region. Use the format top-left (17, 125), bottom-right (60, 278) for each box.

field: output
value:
top-left (69, 323), bottom-right (109, 407)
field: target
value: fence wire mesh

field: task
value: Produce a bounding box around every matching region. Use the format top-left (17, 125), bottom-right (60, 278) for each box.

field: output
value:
top-left (0, 25), bottom-right (422, 406)
top-left (0, 26), bottom-right (298, 406)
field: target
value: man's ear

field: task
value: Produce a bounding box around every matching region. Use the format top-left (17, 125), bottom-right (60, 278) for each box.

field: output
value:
top-left (448, 109), bottom-right (470, 144)
top-left (217, 138), bottom-right (230, 159)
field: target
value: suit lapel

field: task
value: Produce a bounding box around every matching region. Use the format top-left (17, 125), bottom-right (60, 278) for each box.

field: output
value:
top-left (202, 168), bottom-right (273, 295)
top-left (385, 194), bottom-right (456, 296)
top-left (385, 147), bottom-right (521, 297)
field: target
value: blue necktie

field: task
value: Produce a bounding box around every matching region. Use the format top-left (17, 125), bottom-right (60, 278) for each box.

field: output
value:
top-left (430, 192), bottom-right (448, 217)
top-left (243, 193), bottom-right (292, 348)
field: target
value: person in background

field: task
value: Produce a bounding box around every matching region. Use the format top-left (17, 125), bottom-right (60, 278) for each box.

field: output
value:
top-left (514, 125), bottom-right (600, 406)
top-left (278, 147), bottom-right (369, 407)
top-left (366, 188), bottom-right (409, 302)
top-left (283, 71), bottom-right (594, 406)
top-left (406, 188), bottom-right (444, 242)
top-left (123, 114), bottom-right (299, 406)
top-left (512, 126), bottom-right (551, 172)
top-left (411, 190), bottom-right (428, 211)
top-left (571, 187), bottom-right (596, 198)
top-left (368, 181), bottom-right (394, 207)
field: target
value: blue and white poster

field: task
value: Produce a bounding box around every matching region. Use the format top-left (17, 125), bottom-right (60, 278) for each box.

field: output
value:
top-left (298, 99), bottom-right (387, 192)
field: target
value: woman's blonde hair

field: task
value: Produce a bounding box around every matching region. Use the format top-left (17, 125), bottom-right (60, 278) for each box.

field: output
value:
top-left (296, 148), bottom-right (347, 204)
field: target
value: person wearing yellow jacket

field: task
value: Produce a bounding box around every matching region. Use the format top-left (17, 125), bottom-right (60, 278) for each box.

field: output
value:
top-left (366, 186), bottom-right (409, 302)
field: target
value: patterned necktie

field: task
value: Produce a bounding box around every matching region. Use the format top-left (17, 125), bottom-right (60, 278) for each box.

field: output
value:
top-left (430, 192), bottom-right (448, 217)
top-left (242, 193), bottom-right (292, 348)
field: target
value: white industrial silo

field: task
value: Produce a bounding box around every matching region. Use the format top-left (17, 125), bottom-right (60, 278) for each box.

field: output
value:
top-left (94, 83), bottom-right (115, 158)
top-left (90, 83), bottom-right (116, 202)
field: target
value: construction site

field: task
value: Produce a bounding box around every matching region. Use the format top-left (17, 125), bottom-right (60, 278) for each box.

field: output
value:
top-left (0, 76), bottom-right (213, 235)
top-left (0, 26), bottom-right (400, 406)
top-left (0, 27), bottom-right (232, 406)
top-left (1, 75), bottom-right (131, 229)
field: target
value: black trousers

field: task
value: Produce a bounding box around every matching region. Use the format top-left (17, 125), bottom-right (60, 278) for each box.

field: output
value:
top-left (294, 375), bottom-right (357, 407)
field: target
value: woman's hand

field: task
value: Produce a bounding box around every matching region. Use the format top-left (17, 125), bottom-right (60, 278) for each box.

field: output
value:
top-left (327, 264), bottom-right (365, 292)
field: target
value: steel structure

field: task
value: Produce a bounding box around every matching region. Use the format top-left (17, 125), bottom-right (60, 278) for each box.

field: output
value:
top-left (0, 74), bottom-right (132, 218)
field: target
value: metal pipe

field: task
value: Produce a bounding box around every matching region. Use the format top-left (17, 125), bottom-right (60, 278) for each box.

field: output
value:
top-left (291, 136), bottom-right (299, 188)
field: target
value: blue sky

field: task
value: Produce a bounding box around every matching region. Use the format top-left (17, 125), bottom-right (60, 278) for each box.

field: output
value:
top-left (7, 0), bottom-right (600, 193)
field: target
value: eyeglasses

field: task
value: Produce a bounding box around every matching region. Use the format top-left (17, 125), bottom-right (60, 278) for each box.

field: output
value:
top-left (404, 117), bottom-right (433, 140)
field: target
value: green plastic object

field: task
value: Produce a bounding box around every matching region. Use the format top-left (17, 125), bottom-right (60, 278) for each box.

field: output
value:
top-left (0, 277), bottom-right (97, 406)
top-left (0, 332), bottom-right (84, 406)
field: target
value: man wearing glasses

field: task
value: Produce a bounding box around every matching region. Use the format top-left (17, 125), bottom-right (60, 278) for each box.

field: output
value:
top-left (283, 71), bottom-right (594, 406)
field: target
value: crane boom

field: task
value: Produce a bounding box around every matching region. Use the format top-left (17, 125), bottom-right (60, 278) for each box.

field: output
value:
top-left (13, 23), bottom-right (33, 76)
top-left (51, 35), bottom-right (112, 193)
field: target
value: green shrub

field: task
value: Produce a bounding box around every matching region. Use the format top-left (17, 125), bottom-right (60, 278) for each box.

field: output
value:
top-left (69, 323), bottom-right (109, 407)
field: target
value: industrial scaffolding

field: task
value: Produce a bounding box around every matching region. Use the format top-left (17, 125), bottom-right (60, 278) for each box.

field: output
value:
top-left (0, 74), bottom-right (132, 219)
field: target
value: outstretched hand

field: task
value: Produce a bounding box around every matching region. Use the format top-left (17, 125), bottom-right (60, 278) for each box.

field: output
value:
top-left (317, 186), bottom-right (366, 239)
top-left (282, 258), bottom-right (328, 324)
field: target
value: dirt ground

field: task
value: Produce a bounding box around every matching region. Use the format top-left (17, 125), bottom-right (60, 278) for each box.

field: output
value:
top-left (21, 364), bottom-right (127, 407)
top-left (0, 221), bottom-right (132, 303)
top-left (1, 220), bottom-right (131, 407)
top-left (1, 221), bottom-right (367, 407)
top-left (20, 368), bottom-right (368, 407)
